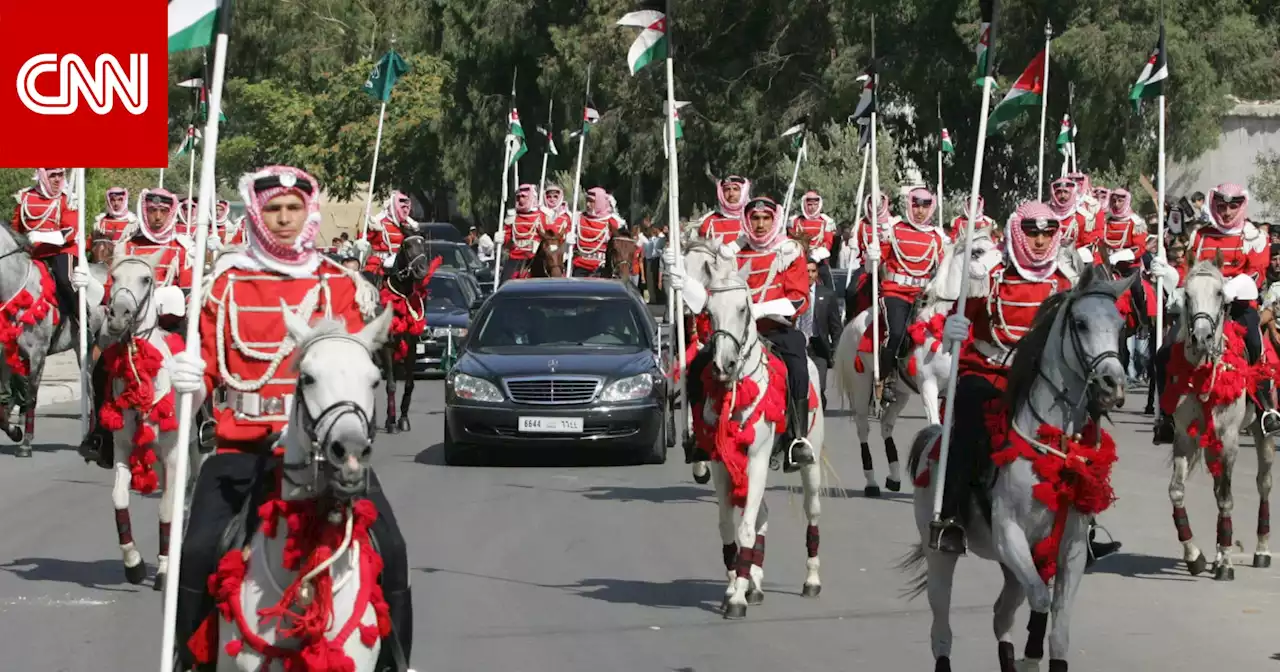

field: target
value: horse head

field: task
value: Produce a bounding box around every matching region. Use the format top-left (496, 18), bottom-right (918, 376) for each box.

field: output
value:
top-left (925, 229), bottom-right (997, 302)
top-left (703, 259), bottom-right (758, 383)
top-left (105, 249), bottom-right (167, 340)
top-left (281, 303), bottom-right (393, 500)
top-left (535, 227), bottom-right (566, 277)
top-left (393, 228), bottom-right (430, 282)
top-left (1007, 264), bottom-right (1131, 427)
top-left (608, 235), bottom-right (637, 279)
top-left (1181, 261), bottom-right (1227, 365)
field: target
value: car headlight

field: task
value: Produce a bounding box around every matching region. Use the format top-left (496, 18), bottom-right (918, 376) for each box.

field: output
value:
top-left (450, 372), bottom-right (503, 402)
top-left (599, 373), bottom-right (654, 402)
top-left (433, 326), bottom-right (467, 338)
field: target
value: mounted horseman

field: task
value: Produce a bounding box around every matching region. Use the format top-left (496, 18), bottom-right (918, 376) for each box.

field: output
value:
top-left (788, 190), bottom-right (837, 289)
top-left (944, 196), bottom-right (995, 244)
top-left (175, 196), bottom-right (199, 238)
top-left (843, 193), bottom-right (896, 324)
top-left (865, 188), bottom-right (947, 405)
top-left (222, 208), bottom-right (247, 248)
top-left (697, 175), bottom-right (749, 245)
top-left (93, 187), bottom-right (140, 248)
top-left (671, 195), bottom-right (817, 472)
top-left (928, 201), bottom-right (1123, 563)
top-left (540, 183), bottom-right (572, 236)
top-left (497, 184), bottom-right (550, 282)
top-left (1049, 177), bottom-right (1099, 254)
top-left (162, 165), bottom-right (414, 671)
top-left (1151, 183), bottom-right (1280, 441)
top-left (363, 190), bottom-right (418, 279)
top-left (1098, 188), bottom-right (1150, 265)
top-left (570, 187), bottom-right (622, 278)
top-left (77, 189), bottom-right (197, 466)
top-left (10, 167), bottom-right (82, 326)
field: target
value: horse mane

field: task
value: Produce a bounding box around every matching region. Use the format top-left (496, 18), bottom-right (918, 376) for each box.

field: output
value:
top-left (295, 317), bottom-right (358, 354)
top-left (1003, 291), bottom-right (1072, 413)
top-left (1185, 259), bottom-right (1222, 283)
top-left (0, 220), bottom-right (31, 251)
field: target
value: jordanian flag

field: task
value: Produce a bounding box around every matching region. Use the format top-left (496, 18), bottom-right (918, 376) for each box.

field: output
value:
top-left (941, 129), bottom-right (955, 154)
top-left (781, 116), bottom-right (807, 150)
top-left (662, 100), bottom-right (689, 157)
top-left (973, 0), bottom-right (993, 84)
top-left (508, 109), bottom-right (528, 165)
top-left (169, 0), bottom-right (221, 53)
top-left (618, 10), bottom-right (667, 76)
top-left (582, 105), bottom-right (600, 134)
top-left (175, 126), bottom-right (201, 156)
top-left (1129, 24), bottom-right (1169, 113)
top-left (987, 50), bottom-right (1046, 136)
top-left (1056, 114), bottom-right (1075, 155)
top-left (537, 125), bottom-right (558, 156)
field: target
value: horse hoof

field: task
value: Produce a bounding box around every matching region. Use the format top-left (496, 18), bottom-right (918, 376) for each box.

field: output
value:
top-left (1016, 659), bottom-right (1043, 672)
top-left (746, 589), bottom-right (764, 605)
top-left (384, 419), bottom-right (398, 435)
top-left (152, 571), bottom-right (165, 591)
top-left (934, 656), bottom-right (952, 672)
top-left (124, 561), bottom-right (147, 585)
top-left (720, 595), bottom-right (731, 613)
top-left (885, 478), bottom-right (901, 493)
top-left (14, 445), bottom-right (31, 458)
top-left (801, 583), bottom-right (821, 598)
top-left (693, 470), bottom-right (711, 485)
top-left (1047, 659), bottom-right (1068, 672)
top-left (723, 602), bottom-right (747, 620)
top-left (4, 426), bottom-right (22, 443)
top-left (864, 485), bottom-right (881, 498)
top-left (1213, 565), bottom-right (1235, 581)
top-left (1254, 553), bottom-right (1272, 568)
top-left (397, 416), bottom-right (411, 432)
top-left (1187, 553), bottom-right (1208, 576)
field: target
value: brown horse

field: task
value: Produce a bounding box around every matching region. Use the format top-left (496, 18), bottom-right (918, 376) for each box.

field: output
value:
top-left (605, 235), bottom-right (638, 282)
top-left (530, 229), bottom-right (567, 278)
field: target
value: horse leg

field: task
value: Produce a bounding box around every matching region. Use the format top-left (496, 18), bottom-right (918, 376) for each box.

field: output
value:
top-left (1253, 422), bottom-right (1274, 568)
top-left (1046, 512), bottom-right (1090, 672)
top-left (881, 389), bottom-right (907, 492)
top-left (112, 433), bottom-right (146, 584)
top-left (691, 400), bottom-right (711, 484)
top-left (853, 359), bottom-right (880, 496)
top-left (991, 504), bottom-right (1052, 666)
top-left (16, 351), bottom-right (49, 457)
top-left (154, 435), bottom-right (177, 591)
top-left (746, 504), bottom-right (767, 605)
top-left (724, 442), bottom-right (770, 620)
top-left (800, 458), bottom-right (822, 597)
top-left (1169, 439), bottom-right (1207, 575)
top-left (397, 366), bottom-right (414, 432)
top-left (383, 348), bottom-right (399, 434)
top-left (993, 563), bottom-right (1026, 672)
top-left (1210, 444), bottom-right (1238, 581)
top-left (926, 548), bottom-right (961, 671)
top-left (710, 462), bottom-right (737, 611)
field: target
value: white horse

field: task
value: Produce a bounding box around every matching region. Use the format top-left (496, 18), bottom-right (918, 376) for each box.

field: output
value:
top-left (216, 304), bottom-right (395, 672)
top-left (1167, 261), bottom-right (1275, 580)
top-left (99, 250), bottom-right (202, 587)
top-left (901, 265), bottom-right (1130, 672)
top-left (684, 243), bottom-right (824, 619)
top-left (834, 229), bottom-right (997, 496)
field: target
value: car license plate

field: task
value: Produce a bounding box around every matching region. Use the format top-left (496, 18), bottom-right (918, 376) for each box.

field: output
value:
top-left (416, 342), bottom-right (425, 355)
top-left (518, 416), bottom-right (584, 433)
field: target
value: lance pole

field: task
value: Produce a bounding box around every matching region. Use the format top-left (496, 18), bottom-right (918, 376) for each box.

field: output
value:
top-left (75, 168), bottom-right (88, 436)
top-left (1035, 20), bottom-right (1052, 201)
top-left (492, 140), bottom-right (514, 286)
top-left (539, 100), bottom-right (553, 205)
top-left (360, 99), bottom-right (389, 240)
top-left (779, 134), bottom-right (806, 226)
top-left (1156, 93), bottom-right (1166, 350)
top-left (869, 17), bottom-right (881, 389)
top-left (565, 63), bottom-right (592, 277)
top-left (937, 94), bottom-right (944, 226)
top-left (847, 146), bottom-right (869, 289)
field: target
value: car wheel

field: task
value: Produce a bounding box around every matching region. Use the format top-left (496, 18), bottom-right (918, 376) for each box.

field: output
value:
top-left (443, 417), bottom-right (481, 466)
top-left (664, 405), bottom-right (677, 449)
top-left (637, 418), bottom-right (668, 465)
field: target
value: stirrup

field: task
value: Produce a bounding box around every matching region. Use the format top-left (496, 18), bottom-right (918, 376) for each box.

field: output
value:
top-left (928, 519), bottom-right (967, 555)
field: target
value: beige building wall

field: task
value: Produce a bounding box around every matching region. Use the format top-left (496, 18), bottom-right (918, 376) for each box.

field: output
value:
top-left (1169, 98), bottom-right (1280, 218)
top-left (317, 190), bottom-right (377, 244)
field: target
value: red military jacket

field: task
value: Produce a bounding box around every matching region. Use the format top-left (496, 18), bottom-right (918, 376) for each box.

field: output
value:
top-left (115, 233), bottom-right (195, 291)
top-left (959, 260), bottom-right (1074, 390)
top-left (697, 211), bottom-right (743, 245)
top-left (200, 255), bottom-right (368, 449)
top-left (540, 210), bottom-right (571, 239)
top-left (11, 188), bottom-right (78, 259)
top-left (502, 211), bottom-right (548, 260)
top-left (94, 212), bottom-right (138, 243)
top-left (364, 214), bottom-right (410, 272)
top-left (878, 220), bottom-right (945, 302)
top-left (1185, 221), bottom-right (1269, 290)
top-left (945, 214), bottom-right (996, 242)
top-left (223, 216), bottom-right (247, 246)
top-left (736, 238), bottom-right (810, 331)
top-left (572, 214), bottom-right (620, 273)
top-left (789, 214), bottom-right (836, 255)
top-left (1059, 211), bottom-right (1101, 250)
top-left (1098, 214), bottom-right (1148, 258)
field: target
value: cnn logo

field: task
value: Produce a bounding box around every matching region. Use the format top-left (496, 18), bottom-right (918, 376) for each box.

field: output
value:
top-left (16, 53), bottom-right (148, 116)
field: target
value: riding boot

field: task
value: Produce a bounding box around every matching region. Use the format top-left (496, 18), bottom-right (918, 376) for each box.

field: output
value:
top-left (1152, 414), bottom-right (1176, 445)
top-left (780, 393), bottom-right (815, 473)
top-left (175, 586), bottom-right (213, 669)
top-left (78, 356), bottom-right (113, 470)
top-left (929, 438), bottom-right (970, 555)
top-left (376, 587), bottom-right (413, 671)
top-left (1258, 380), bottom-right (1280, 436)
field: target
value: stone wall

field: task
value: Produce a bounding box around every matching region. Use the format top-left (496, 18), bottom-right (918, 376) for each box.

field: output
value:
top-left (1169, 99), bottom-right (1280, 218)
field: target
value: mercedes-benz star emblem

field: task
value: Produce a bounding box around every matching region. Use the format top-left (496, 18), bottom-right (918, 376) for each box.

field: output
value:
top-left (547, 359), bottom-right (558, 373)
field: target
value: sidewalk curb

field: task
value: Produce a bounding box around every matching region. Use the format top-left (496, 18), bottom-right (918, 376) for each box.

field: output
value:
top-left (37, 382), bottom-right (82, 408)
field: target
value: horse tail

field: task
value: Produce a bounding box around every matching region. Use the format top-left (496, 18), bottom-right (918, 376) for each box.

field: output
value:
top-left (906, 424), bottom-right (944, 485)
top-left (895, 543), bottom-right (929, 601)
top-left (833, 320), bottom-right (861, 410)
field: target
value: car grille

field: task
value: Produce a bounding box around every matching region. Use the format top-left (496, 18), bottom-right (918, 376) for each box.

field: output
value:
top-left (502, 376), bottom-right (601, 405)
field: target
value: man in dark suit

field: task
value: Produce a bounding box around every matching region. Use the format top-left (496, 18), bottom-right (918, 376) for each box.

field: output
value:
top-left (798, 259), bottom-right (842, 408)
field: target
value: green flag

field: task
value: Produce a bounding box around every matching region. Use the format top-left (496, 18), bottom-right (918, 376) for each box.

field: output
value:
top-left (363, 50), bottom-right (410, 102)
top-left (1129, 24), bottom-right (1168, 113)
top-left (507, 109), bottom-right (528, 165)
top-left (941, 128), bottom-right (955, 154)
top-left (169, 0), bottom-right (220, 53)
top-left (175, 126), bottom-right (201, 156)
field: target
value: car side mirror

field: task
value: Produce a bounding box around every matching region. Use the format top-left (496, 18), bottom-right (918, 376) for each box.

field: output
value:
top-left (470, 298), bottom-right (485, 312)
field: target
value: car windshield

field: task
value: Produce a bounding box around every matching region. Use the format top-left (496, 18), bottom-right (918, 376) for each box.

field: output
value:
top-left (426, 245), bottom-right (479, 271)
top-left (426, 276), bottom-right (468, 311)
top-left (474, 297), bottom-right (647, 349)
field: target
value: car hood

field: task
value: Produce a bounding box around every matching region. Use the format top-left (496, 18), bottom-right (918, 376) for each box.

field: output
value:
top-left (459, 348), bottom-right (656, 380)
top-left (426, 308), bottom-right (469, 328)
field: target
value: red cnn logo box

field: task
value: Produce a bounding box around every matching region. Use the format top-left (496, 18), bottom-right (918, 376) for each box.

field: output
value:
top-left (0, 0), bottom-right (168, 168)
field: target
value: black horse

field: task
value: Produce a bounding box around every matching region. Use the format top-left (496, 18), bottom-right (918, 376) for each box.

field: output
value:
top-left (379, 231), bottom-right (433, 433)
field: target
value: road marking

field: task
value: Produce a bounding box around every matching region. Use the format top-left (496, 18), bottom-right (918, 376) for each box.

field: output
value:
top-left (0, 596), bottom-right (115, 607)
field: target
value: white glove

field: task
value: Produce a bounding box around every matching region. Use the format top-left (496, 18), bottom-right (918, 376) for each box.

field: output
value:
top-left (71, 265), bottom-right (90, 290)
top-left (942, 314), bottom-right (971, 347)
top-left (716, 244), bottom-right (736, 260)
top-left (1224, 274), bottom-right (1259, 303)
top-left (1077, 248), bottom-right (1094, 265)
top-left (863, 244), bottom-right (881, 271)
top-left (206, 236), bottom-right (223, 252)
top-left (565, 231), bottom-right (577, 245)
top-left (668, 271), bottom-right (685, 292)
top-left (1149, 255), bottom-right (1179, 288)
top-left (167, 350), bottom-right (206, 395)
top-left (354, 239), bottom-right (372, 253)
top-left (662, 248), bottom-right (678, 270)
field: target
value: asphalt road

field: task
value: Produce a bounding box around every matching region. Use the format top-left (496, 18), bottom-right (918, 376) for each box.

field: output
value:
top-left (1, 379), bottom-right (1278, 671)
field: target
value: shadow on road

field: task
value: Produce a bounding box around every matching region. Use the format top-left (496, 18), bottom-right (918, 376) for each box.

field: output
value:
top-left (2, 442), bottom-right (78, 457)
top-left (552, 577), bottom-right (726, 614)
top-left (575, 484), bottom-right (714, 504)
top-left (414, 443), bottom-right (655, 468)
top-left (0, 557), bottom-right (143, 592)
top-left (1086, 552), bottom-right (1194, 581)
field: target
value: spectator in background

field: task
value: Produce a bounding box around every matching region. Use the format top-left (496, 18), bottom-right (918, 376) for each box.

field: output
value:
top-left (335, 232), bottom-right (354, 257)
top-left (837, 228), bottom-right (857, 270)
top-left (340, 255), bottom-right (361, 274)
top-left (799, 259), bottom-right (842, 408)
top-left (644, 220), bottom-right (667, 305)
top-left (475, 226), bottom-right (495, 263)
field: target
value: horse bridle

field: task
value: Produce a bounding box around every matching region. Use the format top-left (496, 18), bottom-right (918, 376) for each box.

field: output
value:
top-left (107, 257), bottom-right (157, 342)
top-left (1187, 300), bottom-right (1226, 361)
top-left (1030, 288), bottom-right (1124, 426)
top-left (281, 333), bottom-right (377, 499)
top-left (393, 234), bottom-right (429, 280)
top-left (705, 284), bottom-right (765, 381)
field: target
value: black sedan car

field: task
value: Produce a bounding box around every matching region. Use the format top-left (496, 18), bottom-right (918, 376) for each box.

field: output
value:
top-left (424, 240), bottom-right (495, 295)
top-left (414, 270), bottom-right (483, 375)
top-left (418, 222), bottom-right (465, 243)
top-left (443, 278), bottom-right (672, 466)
